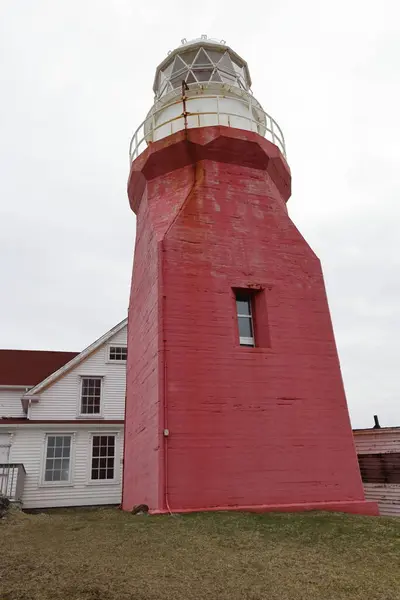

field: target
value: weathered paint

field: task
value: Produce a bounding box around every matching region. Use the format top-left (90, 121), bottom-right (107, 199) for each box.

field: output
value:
top-left (355, 428), bottom-right (400, 516)
top-left (122, 126), bottom-right (378, 516)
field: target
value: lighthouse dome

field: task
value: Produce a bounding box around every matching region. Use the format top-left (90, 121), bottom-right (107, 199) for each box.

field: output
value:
top-left (153, 36), bottom-right (251, 98)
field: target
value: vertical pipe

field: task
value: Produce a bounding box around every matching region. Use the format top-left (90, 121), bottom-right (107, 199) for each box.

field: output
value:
top-left (159, 240), bottom-right (172, 514)
top-left (373, 415), bottom-right (381, 429)
top-left (181, 80), bottom-right (190, 132)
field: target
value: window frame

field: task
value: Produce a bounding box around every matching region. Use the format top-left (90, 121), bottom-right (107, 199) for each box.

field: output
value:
top-left (87, 432), bottom-right (120, 485)
top-left (235, 290), bottom-right (255, 347)
top-left (79, 376), bottom-right (104, 417)
top-left (40, 433), bottom-right (75, 487)
top-left (107, 344), bottom-right (127, 364)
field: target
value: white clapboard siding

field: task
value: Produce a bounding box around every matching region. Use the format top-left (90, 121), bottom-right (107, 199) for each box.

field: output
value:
top-left (6, 424), bottom-right (123, 509)
top-left (355, 431), bottom-right (400, 454)
top-left (362, 483), bottom-right (400, 517)
top-left (30, 326), bottom-right (127, 421)
top-left (354, 429), bottom-right (400, 517)
top-left (0, 388), bottom-right (26, 418)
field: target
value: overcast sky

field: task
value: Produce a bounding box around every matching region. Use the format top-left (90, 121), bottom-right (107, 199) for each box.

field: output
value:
top-left (1, 0), bottom-right (399, 428)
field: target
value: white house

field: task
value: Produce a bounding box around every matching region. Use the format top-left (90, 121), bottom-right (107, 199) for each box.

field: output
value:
top-left (354, 424), bottom-right (400, 517)
top-left (0, 319), bottom-right (127, 509)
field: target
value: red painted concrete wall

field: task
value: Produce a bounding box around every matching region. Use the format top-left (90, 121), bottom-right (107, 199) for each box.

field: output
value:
top-left (123, 127), bottom-right (377, 515)
top-left (122, 189), bottom-right (163, 511)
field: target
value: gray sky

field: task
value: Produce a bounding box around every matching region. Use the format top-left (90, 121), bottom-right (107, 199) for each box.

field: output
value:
top-left (1, 0), bottom-right (399, 428)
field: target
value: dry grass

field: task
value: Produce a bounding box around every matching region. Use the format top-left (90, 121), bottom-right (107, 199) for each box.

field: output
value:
top-left (1, 507), bottom-right (399, 600)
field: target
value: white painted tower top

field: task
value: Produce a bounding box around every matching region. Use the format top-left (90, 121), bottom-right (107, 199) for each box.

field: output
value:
top-left (129, 35), bottom-right (285, 161)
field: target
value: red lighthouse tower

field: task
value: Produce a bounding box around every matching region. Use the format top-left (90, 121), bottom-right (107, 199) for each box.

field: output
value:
top-left (122, 36), bottom-right (377, 516)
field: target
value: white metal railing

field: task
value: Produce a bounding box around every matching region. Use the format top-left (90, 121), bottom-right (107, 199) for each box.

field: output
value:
top-left (129, 93), bottom-right (286, 163)
top-left (0, 463), bottom-right (26, 503)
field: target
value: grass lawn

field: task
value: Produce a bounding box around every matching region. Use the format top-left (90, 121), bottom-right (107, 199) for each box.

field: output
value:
top-left (1, 507), bottom-right (399, 600)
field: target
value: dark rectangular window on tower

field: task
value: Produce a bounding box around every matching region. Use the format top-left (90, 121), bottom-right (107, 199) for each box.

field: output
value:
top-left (235, 290), bottom-right (255, 346)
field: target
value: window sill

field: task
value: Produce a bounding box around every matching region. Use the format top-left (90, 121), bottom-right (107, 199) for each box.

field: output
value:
top-left (237, 345), bottom-right (272, 353)
top-left (86, 479), bottom-right (120, 486)
top-left (39, 482), bottom-right (74, 488)
top-left (105, 360), bottom-right (126, 365)
top-left (76, 415), bottom-right (104, 419)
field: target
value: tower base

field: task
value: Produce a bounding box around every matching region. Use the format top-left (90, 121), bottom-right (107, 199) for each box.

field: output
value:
top-left (151, 500), bottom-right (378, 516)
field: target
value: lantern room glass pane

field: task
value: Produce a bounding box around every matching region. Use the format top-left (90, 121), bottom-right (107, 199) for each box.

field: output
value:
top-left (218, 52), bottom-right (236, 74)
top-left (161, 62), bottom-right (174, 78)
top-left (170, 75), bottom-right (186, 89)
top-left (193, 48), bottom-right (213, 66)
top-left (193, 68), bottom-right (213, 82)
top-left (179, 49), bottom-right (198, 65)
top-left (172, 56), bottom-right (187, 76)
top-left (211, 70), bottom-right (222, 82)
top-left (160, 82), bottom-right (173, 97)
top-left (231, 57), bottom-right (244, 72)
top-left (186, 71), bottom-right (197, 84)
top-left (220, 71), bottom-right (237, 84)
top-left (206, 49), bottom-right (225, 63)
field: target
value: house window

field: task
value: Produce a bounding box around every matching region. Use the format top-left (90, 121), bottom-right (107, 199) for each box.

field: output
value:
top-left (44, 435), bottom-right (72, 482)
top-left (91, 435), bottom-right (115, 480)
top-left (235, 290), bottom-right (255, 346)
top-left (81, 377), bottom-right (102, 415)
top-left (109, 346), bottom-right (127, 362)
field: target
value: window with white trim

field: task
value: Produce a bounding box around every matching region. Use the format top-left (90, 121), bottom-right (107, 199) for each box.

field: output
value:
top-left (80, 377), bottom-right (102, 415)
top-left (235, 290), bottom-right (255, 346)
top-left (91, 435), bottom-right (116, 480)
top-left (108, 346), bottom-right (127, 362)
top-left (44, 435), bottom-right (72, 482)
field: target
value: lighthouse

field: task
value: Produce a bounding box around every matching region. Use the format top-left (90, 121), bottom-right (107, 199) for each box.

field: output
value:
top-left (122, 36), bottom-right (377, 515)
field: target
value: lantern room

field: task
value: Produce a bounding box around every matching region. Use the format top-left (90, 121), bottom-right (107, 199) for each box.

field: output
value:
top-left (153, 36), bottom-right (251, 96)
top-left (129, 36), bottom-right (285, 160)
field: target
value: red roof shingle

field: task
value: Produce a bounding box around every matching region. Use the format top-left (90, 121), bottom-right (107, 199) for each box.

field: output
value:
top-left (0, 350), bottom-right (79, 387)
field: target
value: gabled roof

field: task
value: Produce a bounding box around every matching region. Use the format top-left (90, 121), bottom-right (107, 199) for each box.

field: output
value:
top-left (23, 318), bottom-right (128, 397)
top-left (0, 350), bottom-right (79, 387)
